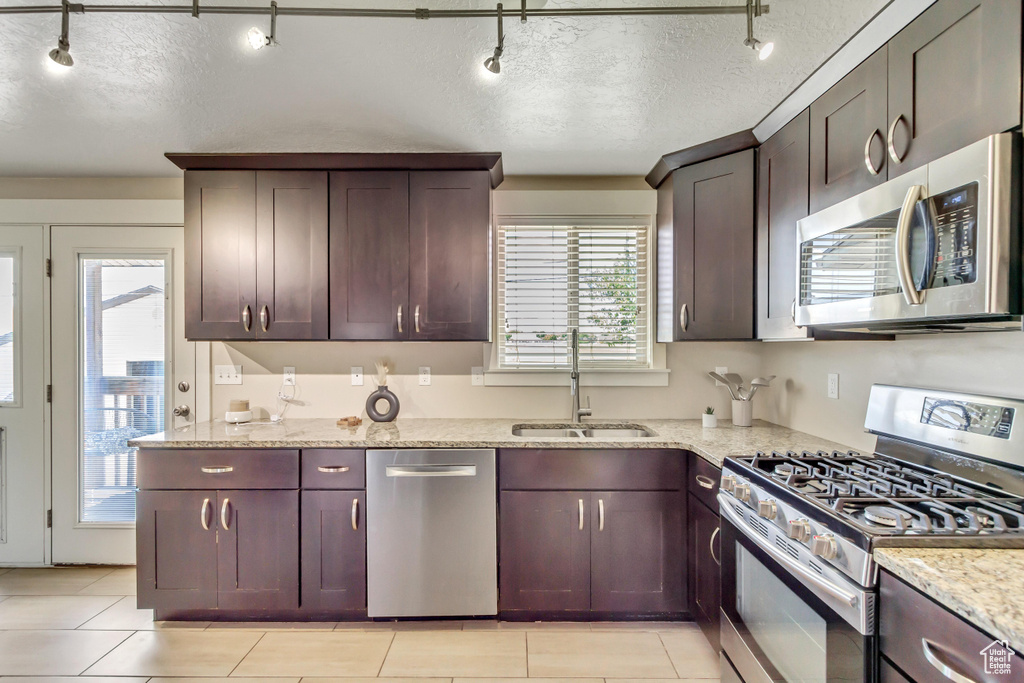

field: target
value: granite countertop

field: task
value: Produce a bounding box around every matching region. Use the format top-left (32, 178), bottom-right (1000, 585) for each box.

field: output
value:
top-left (875, 548), bottom-right (1024, 651)
top-left (129, 417), bottom-right (858, 468)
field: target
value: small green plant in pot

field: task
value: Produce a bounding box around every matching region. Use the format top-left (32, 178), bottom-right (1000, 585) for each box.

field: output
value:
top-left (702, 406), bottom-right (717, 428)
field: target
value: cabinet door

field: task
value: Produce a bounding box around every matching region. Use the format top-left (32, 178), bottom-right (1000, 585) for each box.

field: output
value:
top-left (329, 172), bottom-right (410, 340)
top-left (687, 496), bottom-right (721, 650)
top-left (408, 171), bottom-right (490, 341)
top-left (136, 490), bottom-right (218, 610)
top-left (664, 150), bottom-right (755, 341)
top-left (590, 491), bottom-right (685, 614)
top-left (499, 491), bottom-right (590, 613)
top-left (184, 171), bottom-right (257, 340)
top-left (301, 490), bottom-right (366, 611)
top-left (217, 490), bottom-right (299, 610)
top-left (255, 171), bottom-right (329, 340)
top-left (887, 0), bottom-right (1021, 177)
top-left (758, 109), bottom-right (812, 340)
top-left (809, 47), bottom-right (889, 213)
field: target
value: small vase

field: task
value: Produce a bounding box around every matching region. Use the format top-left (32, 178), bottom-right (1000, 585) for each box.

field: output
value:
top-left (366, 385), bottom-right (400, 422)
top-left (702, 414), bottom-right (718, 428)
top-left (732, 399), bottom-right (753, 427)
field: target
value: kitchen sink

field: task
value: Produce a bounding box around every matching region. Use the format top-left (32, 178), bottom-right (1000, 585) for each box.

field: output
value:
top-left (511, 424), bottom-right (655, 438)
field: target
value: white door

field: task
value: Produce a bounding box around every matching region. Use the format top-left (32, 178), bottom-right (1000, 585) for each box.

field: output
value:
top-left (51, 225), bottom-right (194, 564)
top-left (0, 226), bottom-right (48, 565)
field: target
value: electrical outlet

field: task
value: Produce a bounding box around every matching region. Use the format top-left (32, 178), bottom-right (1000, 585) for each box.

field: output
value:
top-left (419, 366), bottom-right (431, 386)
top-left (827, 373), bottom-right (840, 400)
top-left (351, 366), bottom-right (364, 386)
top-left (214, 364), bottom-right (242, 385)
top-left (715, 366), bottom-right (728, 387)
top-left (471, 366), bottom-right (484, 386)
top-left (283, 366), bottom-right (296, 386)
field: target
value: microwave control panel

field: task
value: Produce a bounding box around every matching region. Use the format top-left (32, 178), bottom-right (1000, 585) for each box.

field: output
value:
top-left (928, 182), bottom-right (979, 288)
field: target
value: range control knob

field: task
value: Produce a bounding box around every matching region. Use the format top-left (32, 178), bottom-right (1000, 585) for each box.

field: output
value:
top-left (787, 519), bottom-right (813, 543)
top-left (811, 534), bottom-right (839, 560)
top-left (757, 499), bottom-right (778, 520)
top-left (733, 483), bottom-right (751, 502)
top-left (720, 475), bottom-right (737, 493)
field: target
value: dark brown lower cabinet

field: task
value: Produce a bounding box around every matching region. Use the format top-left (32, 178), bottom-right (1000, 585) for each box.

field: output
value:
top-left (687, 495), bottom-right (721, 650)
top-left (301, 490), bottom-right (367, 611)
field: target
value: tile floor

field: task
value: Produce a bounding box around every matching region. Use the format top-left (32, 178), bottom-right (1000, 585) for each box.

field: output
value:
top-left (0, 567), bottom-right (719, 682)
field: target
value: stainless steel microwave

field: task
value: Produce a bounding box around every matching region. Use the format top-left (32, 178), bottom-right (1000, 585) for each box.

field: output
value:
top-left (795, 133), bottom-right (1020, 332)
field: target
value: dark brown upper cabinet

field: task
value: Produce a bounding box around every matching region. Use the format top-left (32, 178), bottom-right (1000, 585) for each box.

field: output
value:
top-left (408, 171), bottom-right (491, 341)
top-left (809, 46), bottom-right (889, 213)
top-left (184, 171), bottom-right (258, 340)
top-left (329, 172), bottom-right (410, 340)
top-left (758, 109), bottom-right (812, 341)
top-left (886, 0), bottom-right (1021, 178)
top-left (657, 149), bottom-right (755, 342)
top-left (184, 170), bottom-right (328, 341)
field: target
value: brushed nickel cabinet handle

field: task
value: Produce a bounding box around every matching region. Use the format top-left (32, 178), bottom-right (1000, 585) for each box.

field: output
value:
top-left (695, 474), bottom-right (715, 490)
top-left (887, 114), bottom-right (907, 164)
top-left (414, 305), bottom-right (421, 333)
top-left (710, 526), bottom-right (720, 566)
top-left (351, 498), bottom-right (359, 531)
top-left (864, 129), bottom-right (883, 175)
top-left (318, 465), bottom-right (350, 473)
top-left (242, 305), bottom-right (251, 332)
top-left (578, 498), bottom-right (585, 531)
top-left (397, 305), bottom-right (403, 333)
top-left (791, 298), bottom-right (797, 324)
top-left (220, 498), bottom-right (231, 530)
top-left (201, 466), bottom-right (233, 474)
top-left (260, 305), bottom-right (269, 332)
top-left (679, 303), bottom-right (689, 332)
top-left (200, 498), bottom-right (211, 531)
top-left (598, 498), bottom-right (605, 531)
top-left (922, 639), bottom-right (979, 683)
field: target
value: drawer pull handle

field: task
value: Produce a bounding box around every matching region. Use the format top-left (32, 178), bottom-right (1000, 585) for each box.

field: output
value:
top-left (922, 639), bottom-right (979, 683)
top-left (200, 498), bottom-right (211, 531)
top-left (695, 474), bottom-right (716, 490)
top-left (598, 498), bottom-right (605, 531)
top-left (318, 466), bottom-right (350, 473)
top-left (220, 498), bottom-right (231, 531)
top-left (201, 466), bottom-right (234, 474)
top-left (710, 526), bottom-right (720, 566)
top-left (578, 498), bottom-right (585, 531)
top-left (351, 498), bottom-right (359, 531)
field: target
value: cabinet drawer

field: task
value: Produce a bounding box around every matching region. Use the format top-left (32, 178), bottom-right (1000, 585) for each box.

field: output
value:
top-left (302, 449), bottom-right (365, 489)
top-left (138, 449), bottom-right (299, 490)
top-left (499, 449), bottom-right (683, 491)
top-left (880, 570), bottom-right (1021, 683)
top-left (687, 453), bottom-right (720, 509)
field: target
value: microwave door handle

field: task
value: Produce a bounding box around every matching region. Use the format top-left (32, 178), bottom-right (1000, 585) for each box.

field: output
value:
top-left (895, 184), bottom-right (926, 306)
top-left (718, 493), bottom-right (858, 608)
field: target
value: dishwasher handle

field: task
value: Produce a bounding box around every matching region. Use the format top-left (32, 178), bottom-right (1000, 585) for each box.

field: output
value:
top-left (385, 464), bottom-right (477, 477)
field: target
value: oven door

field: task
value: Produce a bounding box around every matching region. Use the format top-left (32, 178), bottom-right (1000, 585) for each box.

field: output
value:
top-left (718, 497), bottom-right (877, 683)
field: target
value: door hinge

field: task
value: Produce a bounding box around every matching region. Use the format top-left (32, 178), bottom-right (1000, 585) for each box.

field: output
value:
top-left (47, 510), bottom-right (52, 528)
top-left (45, 258), bottom-right (52, 277)
top-left (46, 385), bottom-right (52, 402)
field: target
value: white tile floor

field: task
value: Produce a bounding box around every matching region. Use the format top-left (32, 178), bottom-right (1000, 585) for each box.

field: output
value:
top-left (0, 567), bottom-right (720, 681)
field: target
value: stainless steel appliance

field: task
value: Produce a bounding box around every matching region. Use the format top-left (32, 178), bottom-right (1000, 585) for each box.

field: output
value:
top-left (796, 133), bottom-right (1020, 332)
top-left (718, 384), bottom-right (1024, 683)
top-left (366, 448), bottom-right (497, 618)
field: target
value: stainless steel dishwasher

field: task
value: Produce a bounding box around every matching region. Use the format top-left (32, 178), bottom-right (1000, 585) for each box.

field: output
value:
top-left (365, 449), bottom-right (497, 618)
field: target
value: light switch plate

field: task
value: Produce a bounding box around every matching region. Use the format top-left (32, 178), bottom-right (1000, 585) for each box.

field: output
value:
top-left (827, 373), bottom-right (840, 400)
top-left (351, 366), bottom-right (364, 386)
top-left (283, 366), bottom-right (296, 386)
top-left (419, 366), bottom-right (431, 386)
top-left (214, 364), bottom-right (242, 385)
top-left (715, 367), bottom-right (728, 387)
top-left (471, 366), bottom-right (484, 386)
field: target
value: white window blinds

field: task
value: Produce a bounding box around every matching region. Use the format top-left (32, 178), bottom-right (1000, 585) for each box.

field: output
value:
top-left (497, 221), bottom-right (650, 369)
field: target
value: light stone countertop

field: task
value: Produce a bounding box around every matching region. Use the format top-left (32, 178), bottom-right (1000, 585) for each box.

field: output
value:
top-left (129, 417), bottom-right (860, 468)
top-left (875, 548), bottom-right (1024, 651)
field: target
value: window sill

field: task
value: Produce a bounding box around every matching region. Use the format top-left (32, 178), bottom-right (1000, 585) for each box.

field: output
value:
top-left (483, 367), bottom-right (669, 387)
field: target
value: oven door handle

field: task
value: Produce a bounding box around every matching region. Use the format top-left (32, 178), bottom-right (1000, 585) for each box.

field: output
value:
top-left (718, 493), bottom-right (858, 607)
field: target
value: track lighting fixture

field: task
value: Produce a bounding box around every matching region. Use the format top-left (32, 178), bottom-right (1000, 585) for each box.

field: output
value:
top-left (47, 0), bottom-right (77, 68)
top-left (744, 0), bottom-right (773, 60)
top-left (247, 1), bottom-right (278, 50)
top-left (482, 2), bottom-right (505, 74)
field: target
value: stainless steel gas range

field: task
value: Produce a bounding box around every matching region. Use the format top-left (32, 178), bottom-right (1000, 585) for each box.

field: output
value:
top-left (717, 384), bottom-right (1024, 683)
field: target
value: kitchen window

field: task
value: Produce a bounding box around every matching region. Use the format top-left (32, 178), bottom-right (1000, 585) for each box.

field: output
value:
top-left (496, 218), bottom-right (650, 370)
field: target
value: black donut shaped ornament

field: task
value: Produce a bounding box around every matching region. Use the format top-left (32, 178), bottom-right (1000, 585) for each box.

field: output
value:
top-left (366, 385), bottom-right (400, 422)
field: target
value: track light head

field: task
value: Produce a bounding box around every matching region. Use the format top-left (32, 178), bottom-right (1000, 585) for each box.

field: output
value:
top-left (743, 37), bottom-right (773, 60)
top-left (247, 1), bottom-right (278, 50)
top-left (743, 0), bottom-right (772, 61)
top-left (47, 0), bottom-right (74, 68)
top-left (483, 46), bottom-right (502, 74)
top-left (49, 40), bottom-right (73, 67)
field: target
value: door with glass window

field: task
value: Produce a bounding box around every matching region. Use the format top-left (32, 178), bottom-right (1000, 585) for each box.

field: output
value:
top-left (50, 226), bottom-right (194, 564)
top-left (0, 226), bottom-right (47, 565)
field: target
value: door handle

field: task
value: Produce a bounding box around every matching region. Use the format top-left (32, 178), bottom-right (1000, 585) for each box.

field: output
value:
top-left (173, 405), bottom-right (190, 417)
top-left (385, 464), bottom-right (476, 477)
top-left (259, 305), bottom-right (269, 332)
top-left (710, 526), bottom-right (720, 566)
top-left (864, 129), bottom-right (883, 175)
top-left (921, 639), bottom-right (979, 683)
top-left (351, 498), bottom-right (359, 531)
top-left (317, 465), bottom-right (350, 473)
top-left (200, 498), bottom-right (211, 531)
top-left (887, 114), bottom-right (907, 164)
top-left (220, 498), bottom-right (231, 530)
top-left (679, 303), bottom-right (689, 332)
top-left (895, 184), bottom-right (926, 306)
top-left (578, 498), bottom-right (585, 531)
top-left (598, 498), bottom-right (605, 531)
top-left (414, 305), bottom-right (421, 333)
top-left (695, 474), bottom-right (716, 490)
top-left (397, 304), bottom-right (403, 334)
top-left (242, 305), bottom-right (251, 332)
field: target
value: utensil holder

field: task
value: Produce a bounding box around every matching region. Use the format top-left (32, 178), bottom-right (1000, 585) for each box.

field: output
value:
top-left (732, 399), bottom-right (753, 427)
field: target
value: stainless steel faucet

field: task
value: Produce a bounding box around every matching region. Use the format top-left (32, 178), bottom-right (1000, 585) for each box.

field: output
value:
top-left (570, 328), bottom-right (592, 423)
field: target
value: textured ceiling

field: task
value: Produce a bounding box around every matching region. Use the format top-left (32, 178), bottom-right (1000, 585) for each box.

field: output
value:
top-left (0, 0), bottom-right (887, 177)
